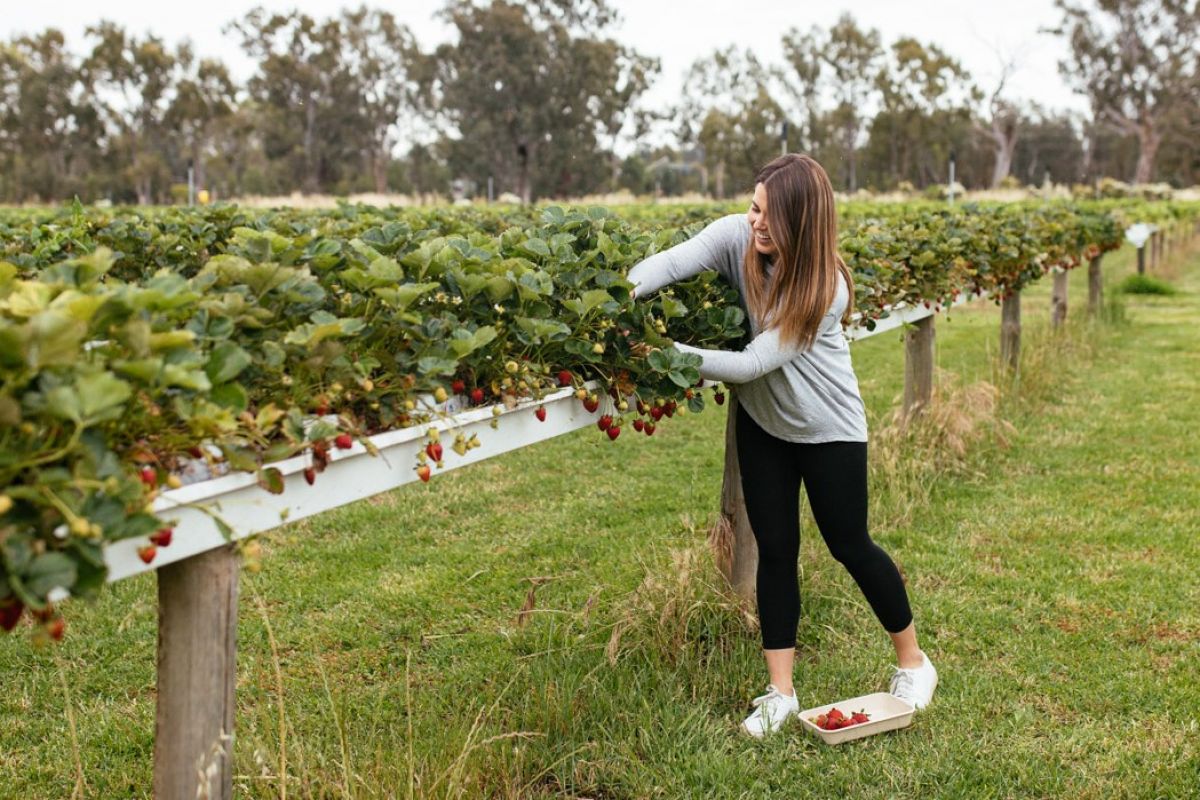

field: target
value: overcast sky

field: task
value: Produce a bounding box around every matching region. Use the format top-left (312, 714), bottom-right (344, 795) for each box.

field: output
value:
top-left (2, 1), bottom-right (1089, 129)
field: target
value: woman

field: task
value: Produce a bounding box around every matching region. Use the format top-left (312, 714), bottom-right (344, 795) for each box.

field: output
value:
top-left (625, 154), bottom-right (937, 737)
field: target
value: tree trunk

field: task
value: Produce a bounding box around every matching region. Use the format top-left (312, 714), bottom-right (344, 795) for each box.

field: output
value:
top-left (303, 98), bottom-right (319, 194)
top-left (1087, 255), bottom-right (1103, 317)
top-left (903, 315), bottom-right (935, 419)
top-left (711, 391), bottom-right (756, 602)
top-left (990, 127), bottom-right (1017, 188)
top-left (1051, 270), bottom-right (1069, 329)
top-left (1000, 291), bottom-right (1021, 371)
top-left (714, 160), bottom-right (726, 199)
top-left (155, 545), bottom-right (240, 800)
top-left (373, 146), bottom-right (389, 194)
top-left (1133, 123), bottom-right (1161, 184)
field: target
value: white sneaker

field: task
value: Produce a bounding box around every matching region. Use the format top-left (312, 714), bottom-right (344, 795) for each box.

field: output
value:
top-left (889, 651), bottom-right (938, 710)
top-left (741, 684), bottom-right (799, 738)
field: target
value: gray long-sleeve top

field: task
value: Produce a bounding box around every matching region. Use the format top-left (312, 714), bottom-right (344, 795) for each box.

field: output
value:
top-left (626, 212), bottom-right (868, 443)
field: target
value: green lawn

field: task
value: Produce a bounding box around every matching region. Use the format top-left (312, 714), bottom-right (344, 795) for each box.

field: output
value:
top-left (2, 243), bottom-right (1198, 799)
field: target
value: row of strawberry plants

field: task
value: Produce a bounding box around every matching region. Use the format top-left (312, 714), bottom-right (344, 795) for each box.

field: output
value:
top-left (0, 200), bottom-right (1193, 639)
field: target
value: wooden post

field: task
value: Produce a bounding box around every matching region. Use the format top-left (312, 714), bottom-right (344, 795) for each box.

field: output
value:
top-left (1087, 255), bottom-right (1104, 318)
top-left (1000, 290), bottom-right (1021, 371)
top-left (155, 545), bottom-right (240, 800)
top-left (1137, 246), bottom-right (1146, 275)
top-left (710, 392), bottom-right (757, 602)
top-left (902, 315), bottom-right (935, 419)
top-left (1051, 269), bottom-right (1069, 329)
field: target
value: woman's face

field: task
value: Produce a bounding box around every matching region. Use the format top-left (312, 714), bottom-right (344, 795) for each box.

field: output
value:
top-left (747, 182), bottom-right (776, 256)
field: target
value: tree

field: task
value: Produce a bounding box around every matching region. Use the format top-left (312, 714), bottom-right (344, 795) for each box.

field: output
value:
top-left (1049, 0), bottom-right (1200, 183)
top-left (82, 22), bottom-right (178, 204)
top-left (165, 45), bottom-right (236, 197)
top-left (339, 7), bottom-right (423, 193)
top-left (0, 30), bottom-right (99, 201)
top-left (427, 0), bottom-right (656, 202)
top-left (679, 47), bottom-right (788, 197)
top-left (972, 56), bottom-right (1023, 188)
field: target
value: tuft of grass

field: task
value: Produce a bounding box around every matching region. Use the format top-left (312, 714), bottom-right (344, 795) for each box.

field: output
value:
top-left (1117, 273), bottom-right (1178, 295)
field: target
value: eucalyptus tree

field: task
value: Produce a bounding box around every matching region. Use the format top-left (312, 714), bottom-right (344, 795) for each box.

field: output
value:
top-left (427, 0), bottom-right (656, 202)
top-left (1049, 0), bottom-right (1200, 183)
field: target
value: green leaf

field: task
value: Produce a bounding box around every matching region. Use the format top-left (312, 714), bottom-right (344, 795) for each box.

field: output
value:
top-left (24, 552), bottom-right (77, 599)
top-left (257, 467), bottom-right (285, 495)
top-left (77, 371), bottom-right (132, 421)
top-left (448, 326), bottom-right (497, 358)
top-left (206, 342), bottom-right (253, 384)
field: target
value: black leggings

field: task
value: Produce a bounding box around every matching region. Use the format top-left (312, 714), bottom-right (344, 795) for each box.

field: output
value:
top-left (735, 403), bottom-right (913, 649)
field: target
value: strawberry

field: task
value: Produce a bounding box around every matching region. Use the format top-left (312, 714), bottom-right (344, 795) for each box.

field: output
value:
top-left (150, 528), bottom-right (174, 547)
top-left (636, 400), bottom-right (648, 415)
top-left (684, 389), bottom-right (694, 399)
top-left (0, 599), bottom-right (23, 632)
top-left (315, 401), bottom-right (330, 416)
top-left (535, 406), bottom-right (547, 422)
top-left (643, 422), bottom-right (655, 436)
top-left (557, 370), bottom-right (572, 387)
top-left (426, 442), bottom-right (443, 462)
top-left (335, 433), bottom-right (354, 450)
top-left (597, 414), bottom-right (613, 431)
top-left (632, 419), bottom-right (645, 432)
top-left (583, 396), bottom-right (600, 413)
top-left (713, 391), bottom-right (725, 405)
top-left (470, 387), bottom-right (485, 405)
top-left (649, 406), bottom-right (664, 421)
top-left (187, 445), bottom-right (204, 459)
top-left (814, 713), bottom-right (828, 728)
top-left (606, 425), bottom-right (621, 440)
top-left (451, 379), bottom-right (466, 394)
top-left (47, 617), bottom-right (66, 641)
top-left (138, 545), bottom-right (157, 564)
top-left (664, 400), bottom-right (677, 417)
top-left (139, 467), bottom-right (157, 488)
top-left (303, 467), bottom-right (316, 485)
top-left (851, 711), bottom-right (870, 724)
top-left (416, 464), bottom-right (431, 482)
top-left (827, 707), bottom-right (845, 721)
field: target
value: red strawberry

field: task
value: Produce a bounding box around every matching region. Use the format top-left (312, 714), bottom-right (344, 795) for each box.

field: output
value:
top-left (47, 617), bottom-right (66, 641)
top-left (187, 445), bottom-right (204, 459)
top-left (643, 422), bottom-right (655, 436)
top-left (139, 467), bottom-right (157, 488)
top-left (426, 442), bottom-right (443, 462)
top-left (636, 400), bottom-right (648, 415)
top-left (597, 414), bottom-right (612, 431)
top-left (535, 406), bottom-right (547, 422)
top-left (633, 419), bottom-right (645, 432)
top-left (684, 389), bottom-right (694, 399)
top-left (664, 400), bottom-right (677, 417)
top-left (303, 467), bottom-right (316, 485)
top-left (557, 370), bottom-right (572, 387)
top-left (0, 599), bottom-right (23, 632)
top-left (335, 433), bottom-right (354, 450)
top-left (713, 391), bottom-right (725, 405)
top-left (416, 464), bottom-right (431, 482)
top-left (583, 397), bottom-right (600, 413)
top-left (150, 528), bottom-right (174, 547)
top-left (138, 545), bottom-right (157, 564)
top-left (650, 406), bottom-right (664, 421)
top-left (606, 425), bottom-right (621, 440)
top-left (451, 379), bottom-right (466, 394)
top-left (470, 387), bottom-right (485, 405)
top-left (851, 712), bottom-right (870, 724)
top-left (827, 707), bottom-right (845, 722)
top-left (315, 401), bottom-right (330, 416)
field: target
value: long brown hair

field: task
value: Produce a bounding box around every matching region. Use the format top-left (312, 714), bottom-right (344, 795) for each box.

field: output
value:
top-left (742, 154), bottom-right (854, 351)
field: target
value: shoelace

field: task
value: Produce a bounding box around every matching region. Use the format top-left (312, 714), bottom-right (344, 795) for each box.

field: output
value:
top-left (751, 685), bottom-right (784, 708)
top-left (889, 666), bottom-right (915, 697)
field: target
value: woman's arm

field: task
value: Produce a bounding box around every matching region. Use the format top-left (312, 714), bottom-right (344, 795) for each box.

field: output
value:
top-left (672, 281), bottom-right (848, 383)
top-left (627, 214), bottom-right (743, 299)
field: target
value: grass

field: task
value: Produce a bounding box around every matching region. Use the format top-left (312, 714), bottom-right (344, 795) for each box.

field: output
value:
top-left (1117, 273), bottom-right (1179, 296)
top-left (3, 241), bottom-right (1199, 799)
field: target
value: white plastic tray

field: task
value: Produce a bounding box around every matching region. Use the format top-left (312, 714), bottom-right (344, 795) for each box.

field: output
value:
top-left (798, 692), bottom-right (915, 745)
